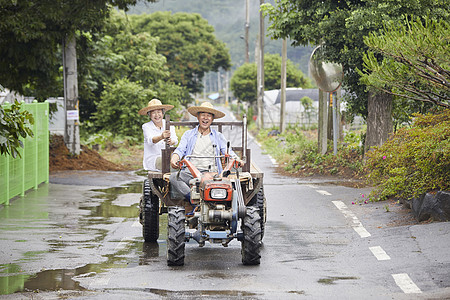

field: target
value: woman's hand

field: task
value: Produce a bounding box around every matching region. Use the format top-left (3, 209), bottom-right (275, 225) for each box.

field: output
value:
top-left (161, 130), bottom-right (171, 139)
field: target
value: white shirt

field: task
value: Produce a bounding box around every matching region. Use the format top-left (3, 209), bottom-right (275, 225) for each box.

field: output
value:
top-left (142, 121), bottom-right (178, 171)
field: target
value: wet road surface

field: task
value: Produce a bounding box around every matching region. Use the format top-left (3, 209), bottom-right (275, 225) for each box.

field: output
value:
top-left (1, 108), bottom-right (450, 299)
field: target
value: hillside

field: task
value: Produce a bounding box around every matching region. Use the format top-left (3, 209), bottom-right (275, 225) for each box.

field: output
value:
top-left (127, 0), bottom-right (313, 76)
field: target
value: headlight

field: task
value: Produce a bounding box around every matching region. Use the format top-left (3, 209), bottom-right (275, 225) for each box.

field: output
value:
top-left (210, 188), bottom-right (227, 199)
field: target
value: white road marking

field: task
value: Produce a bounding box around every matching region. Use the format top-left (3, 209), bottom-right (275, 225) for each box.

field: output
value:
top-left (132, 220), bottom-right (141, 227)
top-left (268, 155), bottom-right (278, 166)
top-left (332, 201), bottom-right (371, 238)
top-left (369, 246), bottom-right (391, 261)
top-left (316, 190), bottom-right (332, 196)
top-left (114, 237), bottom-right (134, 251)
top-left (305, 184), bottom-right (319, 189)
top-left (89, 276), bottom-right (111, 288)
top-left (392, 273), bottom-right (422, 294)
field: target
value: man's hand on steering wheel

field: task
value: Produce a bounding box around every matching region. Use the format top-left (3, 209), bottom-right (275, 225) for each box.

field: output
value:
top-left (170, 153), bottom-right (180, 169)
top-left (235, 158), bottom-right (244, 168)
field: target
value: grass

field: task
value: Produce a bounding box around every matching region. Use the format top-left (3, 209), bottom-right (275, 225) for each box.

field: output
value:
top-left (255, 125), bottom-right (366, 179)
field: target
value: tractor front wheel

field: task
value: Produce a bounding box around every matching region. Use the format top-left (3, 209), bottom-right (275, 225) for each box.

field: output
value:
top-left (167, 206), bottom-right (186, 266)
top-left (241, 206), bottom-right (261, 265)
top-left (248, 186), bottom-right (267, 240)
top-left (140, 179), bottom-right (159, 242)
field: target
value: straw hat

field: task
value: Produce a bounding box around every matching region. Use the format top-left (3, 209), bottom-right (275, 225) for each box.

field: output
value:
top-left (187, 102), bottom-right (225, 119)
top-left (138, 99), bottom-right (174, 115)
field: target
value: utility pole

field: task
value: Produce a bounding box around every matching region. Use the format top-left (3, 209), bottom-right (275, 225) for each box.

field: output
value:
top-left (257, 0), bottom-right (265, 128)
top-left (318, 89), bottom-right (328, 154)
top-left (62, 35), bottom-right (80, 155)
top-left (280, 39), bottom-right (287, 133)
top-left (244, 0), bottom-right (250, 63)
top-left (225, 71), bottom-right (229, 107)
top-left (217, 70), bottom-right (221, 96)
top-left (255, 36), bottom-right (260, 121)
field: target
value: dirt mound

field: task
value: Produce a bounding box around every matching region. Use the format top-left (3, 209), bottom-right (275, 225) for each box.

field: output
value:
top-left (49, 135), bottom-right (126, 172)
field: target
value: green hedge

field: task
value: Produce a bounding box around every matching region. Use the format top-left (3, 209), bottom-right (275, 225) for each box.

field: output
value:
top-left (366, 109), bottom-right (450, 201)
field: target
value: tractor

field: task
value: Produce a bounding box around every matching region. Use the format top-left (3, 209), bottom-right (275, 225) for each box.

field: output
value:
top-left (139, 115), bottom-right (266, 266)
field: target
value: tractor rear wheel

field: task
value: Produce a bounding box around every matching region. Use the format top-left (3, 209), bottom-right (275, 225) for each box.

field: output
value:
top-left (241, 206), bottom-right (261, 265)
top-left (249, 186), bottom-right (267, 240)
top-left (167, 206), bottom-right (186, 266)
top-left (140, 180), bottom-right (159, 242)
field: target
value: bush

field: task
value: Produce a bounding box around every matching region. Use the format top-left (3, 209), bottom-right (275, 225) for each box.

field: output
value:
top-left (257, 126), bottom-right (364, 177)
top-left (365, 109), bottom-right (450, 201)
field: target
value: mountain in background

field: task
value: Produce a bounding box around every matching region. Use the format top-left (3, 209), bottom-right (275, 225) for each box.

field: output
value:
top-left (127, 0), bottom-right (313, 77)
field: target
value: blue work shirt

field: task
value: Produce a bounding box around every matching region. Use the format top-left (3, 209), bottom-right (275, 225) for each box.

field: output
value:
top-left (173, 126), bottom-right (237, 173)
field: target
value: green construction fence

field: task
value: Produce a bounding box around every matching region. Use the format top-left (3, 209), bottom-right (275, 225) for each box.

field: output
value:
top-left (0, 101), bottom-right (49, 205)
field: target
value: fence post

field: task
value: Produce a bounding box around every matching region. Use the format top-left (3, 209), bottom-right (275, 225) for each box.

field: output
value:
top-left (6, 153), bottom-right (10, 205)
top-left (33, 101), bottom-right (39, 189)
top-left (44, 101), bottom-right (50, 183)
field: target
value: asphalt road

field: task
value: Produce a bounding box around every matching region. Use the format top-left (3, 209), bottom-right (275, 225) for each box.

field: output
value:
top-left (1, 107), bottom-right (450, 299)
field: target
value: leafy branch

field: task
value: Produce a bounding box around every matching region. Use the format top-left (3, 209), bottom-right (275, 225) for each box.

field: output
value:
top-left (0, 101), bottom-right (34, 158)
top-left (360, 16), bottom-right (450, 108)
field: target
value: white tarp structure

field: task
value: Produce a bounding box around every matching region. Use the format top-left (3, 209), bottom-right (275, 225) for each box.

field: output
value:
top-left (263, 88), bottom-right (319, 128)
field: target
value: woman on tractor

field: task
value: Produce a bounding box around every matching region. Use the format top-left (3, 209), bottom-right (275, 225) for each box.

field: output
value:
top-left (139, 99), bottom-right (178, 171)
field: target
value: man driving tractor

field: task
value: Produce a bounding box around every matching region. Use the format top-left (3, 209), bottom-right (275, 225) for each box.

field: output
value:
top-left (169, 101), bottom-right (243, 201)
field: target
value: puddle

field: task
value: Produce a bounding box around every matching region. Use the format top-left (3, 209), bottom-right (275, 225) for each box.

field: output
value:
top-left (146, 288), bottom-right (258, 298)
top-left (318, 276), bottom-right (359, 285)
top-left (0, 180), bottom-right (169, 295)
top-left (0, 239), bottom-right (166, 295)
top-left (83, 182), bottom-right (143, 219)
top-left (288, 290), bottom-right (306, 295)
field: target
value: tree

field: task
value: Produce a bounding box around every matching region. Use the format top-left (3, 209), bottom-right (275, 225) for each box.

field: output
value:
top-left (230, 63), bottom-right (258, 104)
top-left (360, 17), bottom-right (450, 109)
top-left (93, 79), bottom-right (152, 138)
top-left (0, 0), bottom-right (146, 99)
top-left (300, 96), bottom-right (314, 124)
top-left (129, 12), bottom-right (232, 101)
top-left (230, 53), bottom-right (311, 105)
top-left (0, 0), bottom-right (157, 154)
top-left (79, 11), bottom-right (184, 122)
top-left (261, 0), bottom-right (449, 151)
top-left (0, 101), bottom-right (34, 158)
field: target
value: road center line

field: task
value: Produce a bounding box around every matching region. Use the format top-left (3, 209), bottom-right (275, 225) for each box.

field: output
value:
top-left (332, 200), bottom-right (371, 238)
top-left (89, 276), bottom-right (111, 288)
top-left (317, 190), bottom-right (332, 196)
top-left (392, 273), bottom-right (422, 294)
top-left (369, 246), bottom-right (391, 260)
top-left (115, 237), bottom-right (134, 251)
top-left (268, 155), bottom-right (278, 166)
top-left (305, 184), bottom-right (319, 189)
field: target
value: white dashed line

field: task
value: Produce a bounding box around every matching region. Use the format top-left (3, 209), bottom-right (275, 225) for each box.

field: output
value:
top-left (316, 190), bottom-right (332, 196)
top-left (89, 276), bottom-right (111, 288)
top-left (304, 184), bottom-right (319, 189)
top-left (114, 237), bottom-right (134, 251)
top-left (268, 155), bottom-right (278, 166)
top-left (332, 200), bottom-right (371, 238)
top-left (369, 246), bottom-right (391, 261)
top-left (392, 273), bottom-right (422, 294)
